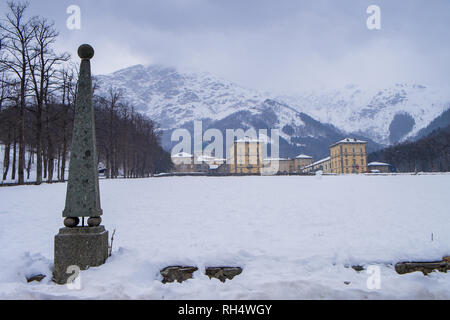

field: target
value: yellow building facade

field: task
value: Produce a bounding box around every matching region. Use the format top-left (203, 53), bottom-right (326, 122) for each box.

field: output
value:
top-left (171, 152), bottom-right (195, 173)
top-left (229, 138), bottom-right (264, 174)
top-left (292, 154), bottom-right (314, 173)
top-left (262, 158), bottom-right (293, 174)
top-left (330, 138), bottom-right (368, 174)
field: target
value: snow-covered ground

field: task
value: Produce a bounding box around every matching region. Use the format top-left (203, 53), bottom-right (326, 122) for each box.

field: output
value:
top-left (0, 175), bottom-right (449, 299)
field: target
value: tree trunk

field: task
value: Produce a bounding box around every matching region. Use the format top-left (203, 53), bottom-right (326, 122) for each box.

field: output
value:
top-left (43, 150), bottom-right (48, 179)
top-left (446, 153), bottom-right (450, 172)
top-left (3, 143), bottom-right (10, 181)
top-left (17, 116), bottom-right (25, 184)
top-left (2, 128), bottom-right (11, 181)
top-left (60, 120), bottom-right (67, 182)
top-left (106, 151), bottom-right (111, 179)
top-left (26, 150), bottom-right (33, 180)
top-left (12, 133), bottom-right (17, 181)
top-left (18, 55), bottom-right (26, 185)
top-left (60, 145), bottom-right (67, 182)
top-left (35, 111), bottom-right (43, 184)
top-left (47, 141), bottom-right (54, 183)
top-left (57, 150), bottom-right (60, 181)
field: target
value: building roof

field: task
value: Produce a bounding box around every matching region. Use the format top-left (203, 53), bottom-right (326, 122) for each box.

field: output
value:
top-left (313, 156), bottom-right (331, 165)
top-left (295, 154), bottom-right (313, 159)
top-left (330, 138), bottom-right (367, 148)
top-left (263, 157), bottom-right (289, 161)
top-left (197, 155), bottom-right (226, 162)
top-left (304, 157), bottom-right (331, 169)
top-left (171, 152), bottom-right (193, 158)
top-left (197, 155), bottom-right (215, 161)
top-left (235, 136), bottom-right (264, 143)
top-left (368, 162), bottom-right (391, 167)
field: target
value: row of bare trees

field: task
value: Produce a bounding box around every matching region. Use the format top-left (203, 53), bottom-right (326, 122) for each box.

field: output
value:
top-left (94, 88), bottom-right (172, 179)
top-left (0, 1), bottom-right (172, 184)
top-left (0, 1), bottom-right (68, 184)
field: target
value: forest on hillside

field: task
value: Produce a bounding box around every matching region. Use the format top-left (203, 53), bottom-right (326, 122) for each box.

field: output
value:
top-left (0, 1), bottom-right (172, 185)
top-left (369, 125), bottom-right (450, 172)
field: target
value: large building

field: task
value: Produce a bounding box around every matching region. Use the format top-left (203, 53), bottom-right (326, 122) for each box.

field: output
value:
top-left (229, 137), bottom-right (264, 174)
top-left (173, 137), bottom-right (368, 175)
top-left (172, 152), bottom-right (227, 173)
top-left (292, 154), bottom-right (314, 173)
top-left (262, 158), bottom-right (292, 174)
top-left (197, 155), bottom-right (226, 166)
top-left (171, 152), bottom-right (195, 172)
top-left (330, 138), bottom-right (368, 174)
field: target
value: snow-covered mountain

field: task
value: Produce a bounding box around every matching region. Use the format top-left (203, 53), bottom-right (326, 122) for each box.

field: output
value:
top-left (95, 65), bottom-right (450, 158)
top-left (280, 84), bottom-right (450, 145)
top-left (95, 64), bottom-right (268, 130)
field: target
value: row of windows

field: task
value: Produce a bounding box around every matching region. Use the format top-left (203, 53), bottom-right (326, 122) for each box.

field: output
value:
top-left (235, 147), bottom-right (262, 152)
top-left (345, 159), bottom-right (365, 166)
top-left (331, 147), bottom-right (366, 156)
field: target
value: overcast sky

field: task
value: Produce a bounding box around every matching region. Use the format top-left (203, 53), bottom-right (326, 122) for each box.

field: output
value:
top-left (1, 0), bottom-right (450, 93)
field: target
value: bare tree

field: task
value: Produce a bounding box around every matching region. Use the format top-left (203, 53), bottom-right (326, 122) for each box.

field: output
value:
top-left (58, 66), bottom-right (76, 181)
top-left (26, 16), bottom-right (69, 184)
top-left (0, 1), bottom-right (36, 184)
top-left (100, 87), bottom-right (124, 178)
top-left (0, 2), bottom-right (172, 183)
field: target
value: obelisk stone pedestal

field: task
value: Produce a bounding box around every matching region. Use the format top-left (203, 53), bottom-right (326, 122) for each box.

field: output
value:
top-left (54, 227), bottom-right (109, 285)
top-left (53, 44), bottom-right (109, 284)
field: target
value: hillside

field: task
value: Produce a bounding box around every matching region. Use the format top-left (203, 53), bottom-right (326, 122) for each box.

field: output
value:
top-left (369, 125), bottom-right (450, 172)
top-left (95, 65), bottom-right (450, 158)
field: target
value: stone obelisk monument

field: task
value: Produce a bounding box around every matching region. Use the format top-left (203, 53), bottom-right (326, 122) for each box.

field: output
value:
top-left (53, 44), bottom-right (109, 284)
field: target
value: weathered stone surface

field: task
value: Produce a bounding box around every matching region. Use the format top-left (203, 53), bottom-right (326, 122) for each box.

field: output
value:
top-left (26, 274), bottom-right (46, 283)
top-left (205, 267), bottom-right (243, 282)
top-left (53, 226), bottom-right (109, 284)
top-left (78, 44), bottom-right (94, 60)
top-left (395, 260), bottom-right (449, 275)
top-left (62, 44), bottom-right (102, 218)
top-left (64, 217), bottom-right (80, 228)
top-left (54, 45), bottom-right (109, 285)
top-left (160, 266), bottom-right (198, 284)
top-left (87, 216), bottom-right (102, 227)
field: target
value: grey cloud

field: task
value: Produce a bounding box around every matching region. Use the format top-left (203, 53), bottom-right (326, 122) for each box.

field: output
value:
top-left (1, 0), bottom-right (449, 92)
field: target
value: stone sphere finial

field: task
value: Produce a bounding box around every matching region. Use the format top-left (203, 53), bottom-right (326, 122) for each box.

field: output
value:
top-left (78, 44), bottom-right (94, 60)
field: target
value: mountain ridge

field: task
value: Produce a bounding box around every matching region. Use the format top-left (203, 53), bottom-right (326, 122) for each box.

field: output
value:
top-left (95, 64), bottom-right (449, 159)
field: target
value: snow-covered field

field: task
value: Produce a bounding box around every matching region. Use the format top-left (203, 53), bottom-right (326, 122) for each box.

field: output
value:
top-left (0, 175), bottom-right (449, 300)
